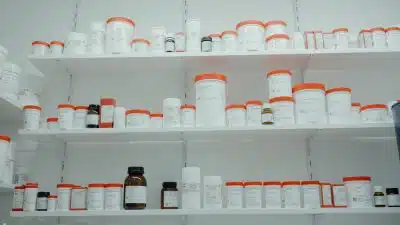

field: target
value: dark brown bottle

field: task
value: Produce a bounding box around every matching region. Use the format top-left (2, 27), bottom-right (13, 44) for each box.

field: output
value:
top-left (161, 182), bottom-right (178, 209)
top-left (124, 166), bottom-right (147, 210)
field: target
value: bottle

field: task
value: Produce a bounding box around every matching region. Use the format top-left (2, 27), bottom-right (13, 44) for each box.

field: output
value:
top-left (161, 182), bottom-right (178, 209)
top-left (124, 166), bottom-right (147, 210)
top-left (262, 103), bottom-right (274, 125)
top-left (374, 186), bottom-right (386, 207)
top-left (201, 36), bottom-right (212, 52)
top-left (36, 191), bottom-right (49, 211)
top-left (386, 188), bottom-right (400, 207)
top-left (165, 33), bottom-right (175, 52)
top-left (86, 104), bottom-right (100, 128)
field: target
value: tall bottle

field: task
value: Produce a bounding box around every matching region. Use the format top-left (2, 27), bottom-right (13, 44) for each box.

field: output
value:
top-left (124, 166), bottom-right (147, 210)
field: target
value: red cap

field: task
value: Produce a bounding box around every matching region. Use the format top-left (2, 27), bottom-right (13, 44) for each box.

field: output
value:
top-left (262, 181), bottom-right (281, 186)
top-left (126, 109), bottom-right (151, 116)
top-left (195, 73), bottom-right (227, 83)
top-left (292, 83), bottom-right (325, 93)
top-left (0, 136), bottom-right (11, 142)
top-left (100, 98), bottom-right (116, 105)
top-left (88, 183), bottom-right (105, 188)
top-left (282, 181), bottom-right (301, 186)
top-left (244, 181), bottom-right (262, 186)
top-left (326, 87), bottom-right (351, 95)
top-left (301, 180), bottom-right (320, 185)
top-left (57, 104), bottom-right (74, 109)
top-left (23, 105), bottom-right (41, 111)
top-left (360, 104), bottom-right (387, 111)
top-left (246, 100), bottom-right (263, 106)
top-left (225, 104), bottom-right (246, 110)
top-left (226, 181), bottom-right (243, 186)
top-left (57, 184), bottom-right (74, 188)
top-left (343, 176), bottom-right (371, 182)
top-left (47, 117), bottom-right (58, 122)
top-left (180, 104), bottom-right (196, 110)
top-left (105, 183), bottom-right (123, 188)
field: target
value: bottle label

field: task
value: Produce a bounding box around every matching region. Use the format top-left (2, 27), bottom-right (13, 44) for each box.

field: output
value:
top-left (163, 191), bottom-right (178, 208)
top-left (12, 190), bottom-right (24, 209)
top-left (204, 184), bottom-right (222, 208)
top-left (262, 112), bottom-right (273, 123)
top-left (374, 195), bottom-right (386, 206)
top-left (125, 186), bottom-right (147, 204)
top-left (36, 197), bottom-right (48, 210)
top-left (101, 105), bottom-right (114, 123)
top-left (87, 114), bottom-right (99, 125)
top-left (387, 195), bottom-right (400, 206)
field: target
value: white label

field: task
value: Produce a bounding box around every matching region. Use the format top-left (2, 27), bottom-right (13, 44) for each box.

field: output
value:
top-left (195, 80), bottom-right (226, 127)
top-left (361, 109), bottom-right (388, 123)
top-left (24, 110), bottom-right (41, 130)
top-left (105, 188), bottom-right (121, 210)
top-left (181, 109), bottom-right (195, 127)
top-left (327, 92), bottom-right (351, 124)
top-left (73, 110), bottom-right (87, 129)
top-left (23, 188), bottom-right (38, 212)
top-left (151, 32), bottom-right (165, 52)
top-left (163, 105), bottom-right (181, 128)
top-left (374, 196), bottom-right (386, 206)
top-left (322, 185), bottom-right (333, 206)
top-left (267, 39), bottom-right (288, 50)
top-left (12, 189), bottom-right (24, 209)
top-left (201, 41), bottom-right (212, 52)
top-left (36, 197), bottom-right (48, 210)
top-left (294, 90), bottom-right (327, 124)
top-left (262, 112), bottom-right (273, 123)
top-left (372, 31), bottom-right (387, 48)
top-left (242, 25), bottom-right (264, 51)
top-left (88, 188), bottom-right (104, 210)
top-left (333, 186), bottom-right (347, 207)
top-left (58, 108), bottom-right (74, 129)
top-left (388, 195), bottom-right (400, 206)
top-left (57, 188), bottom-right (71, 211)
top-left (303, 186), bottom-right (321, 208)
top-left (271, 102), bottom-right (295, 125)
top-left (246, 105), bottom-right (262, 126)
top-left (211, 39), bottom-right (221, 52)
top-left (65, 39), bottom-right (86, 54)
top-left (182, 182), bottom-right (201, 209)
top-left (283, 186), bottom-right (301, 208)
top-left (346, 182), bottom-right (373, 208)
top-left (71, 189), bottom-right (86, 209)
top-left (264, 186), bottom-right (282, 208)
top-left (227, 187), bottom-right (243, 208)
top-left (222, 35), bottom-right (237, 51)
top-left (245, 187), bottom-right (262, 208)
top-left (387, 30), bottom-right (400, 48)
top-left (125, 186), bottom-right (147, 204)
top-left (227, 109), bottom-right (246, 127)
top-left (47, 199), bottom-right (56, 212)
top-left (204, 183), bottom-right (222, 208)
top-left (87, 114), bottom-right (99, 125)
top-left (101, 105), bottom-right (114, 123)
top-left (126, 114), bottom-right (150, 128)
top-left (163, 191), bottom-right (178, 208)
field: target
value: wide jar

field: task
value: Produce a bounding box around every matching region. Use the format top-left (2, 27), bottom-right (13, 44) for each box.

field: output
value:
top-left (221, 30), bottom-right (237, 52)
top-left (70, 185), bottom-right (87, 210)
top-left (226, 104), bottom-right (246, 127)
top-left (386, 27), bottom-right (400, 49)
top-left (226, 181), bottom-right (243, 208)
top-left (32, 41), bottom-right (49, 56)
top-left (245, 100), bottom-right (263, 126)
top-left (332, 28), bottom-right (349, 49)
top-left (236, 20), bottom-right (265, 51)
top-left (57, 104), bottom-right (75, 130)
top-left (332, 184), bottom-right (347, 207)
top-left (105, 183), bottom-right (123, 211)
top-left (267, 70), bottom-right (292, 98)
top-left (293, 83), bottom-right (327, 124)
top-left (195, 73), bottom-right (227, 127)
top-left (360, 104), bottom-right (388, 123)
top-left (371, 27), bottom-right (387, 49)
top-left (126, 109), bottom-right (151, 128)
top-left (150, 113), bottom-right (163, 128)
top-left (282, 181), bottom-right (301, 209)
top-left (244, 181), bottom-right (262, 208)
top-left (87, 183), bottom-right (105, 211)
top-left (269, 96), bottom-right (295, 125)
top-left (49, 41), bottom-right (64, 56)
top-left (265, 20), bottom-right (288, 37)
top-left (181, 104), bottom-right (196, 127)
top-left (23, 105), bottom-right (42, 130)
top-left (56, 183), bottom-right (73, 211)
top-left (343, 176), bottom-right (373, 208)
top-left (131, 38), bottom-right (150, 53)
top-left (301, 180), bottom-right (321, 209)
top-left (73, 106), bottom-right (88, 129)
top-left (326, 87), bottom-right (352, 124)
top-left (12, 185), bottom-right (25, 211)
top-left (265, 34), bottom-right (289, 50)
top-left (263, 181), bottom-right (282, 208)
top-left (105, 17), bottom-right (135, 54)
top-left (23, 183), bottom-right (39, 212)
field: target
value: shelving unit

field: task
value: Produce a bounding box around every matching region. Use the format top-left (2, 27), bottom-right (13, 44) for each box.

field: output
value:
top-left (0, 184), bottom-right (14, 192)
top-left (0, 94), bottom-right (21, 122)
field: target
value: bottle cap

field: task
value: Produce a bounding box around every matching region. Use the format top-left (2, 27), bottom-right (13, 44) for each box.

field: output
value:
top-left (374, 186), bottom-right (384, 193)
top-left (37, 191), bottom-right (50, 198)
top-left (386, 188), bottom-right (399, 195)
top-left (166, 33), bottom-right (175, 39)
top-left (128, 166), bottom-right (144, 174)
top-left (162, 182), bottom-right (177, 188)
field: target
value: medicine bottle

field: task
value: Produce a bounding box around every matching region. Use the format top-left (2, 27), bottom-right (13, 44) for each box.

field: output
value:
top-left (386, 188), bottom-right (400, 207)
top-left (262, 103), bottom-right (274, 125)
top-left (201, 36), bottom-right (212, 52)
top-left (165, 33), bottom-right (175, 52)
top-left (124, 166), bottom-right (147, 210)
top-left (36, 191), bottom-right (49, 211)
top-left (161, 182), bottom-right (178, 209)
top-left (86, 104), bottom-right (100, 128)
top-left (374, 186), bottom-right (386, 207)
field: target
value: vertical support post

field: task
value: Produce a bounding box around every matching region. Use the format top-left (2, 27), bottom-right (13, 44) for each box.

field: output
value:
top-left (306, 136), bottom-right (317, 225)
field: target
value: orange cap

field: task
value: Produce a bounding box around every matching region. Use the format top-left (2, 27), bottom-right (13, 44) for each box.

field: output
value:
top-left (370, 27), bottom-right (385, 32)
top-left (269, 96), bottom-right (294, 104)
top-left (265, 34), bottom-right (290, 42)
top-left (106, 17), bottom-right (135, 26)
top-left (343, 176), bottom-right (371, 182)
top-left (48, 195), bottom-right (57, 198)
top-left (301, 180), bottom-right (320, 185)
top-left (221, 30), bottom-right (237, 36)
top-left (75, 106), bottom-right (88, 110)
top-left (320, 182), bottom-right (331, 186)
top-left (195, 73), bottom-right (227, 83)
top-left (50, 41), bottom-right (64, 47)
top-left (352, 102), bottom-right (361, 107)
top-left (332, 28), bottom-right (349, 33)
top-left (262, 181), bottom-right (281, 186)
top-left (23, 105), bottom-right (41, 111)
top-left (57, 104), bottom-right (74, 109)
top-left (131, 38), bottom-right (150, 45)
top-left (332, 183), bottom-right (344, 186)
top-left (57, 184), bottom-right (74, 188)
top-left (244, 181), bottom-right (262, 186)
top-left (0, 136), bottom-right (11, 142)
top-left (325, 87), bottom-right (351, 95)
top-left (282, 181), bottom-right (301, 186)
top-left (359, 29), bottom-right (371, 33)
top-left (32, 41), bottom-right (50, 47)
top-left (150, 113), bottom-right (163, 118)
top-left (267, 70), bottom-right (292, 77)
top-left (105, 183), bottom-right (123, 188)
top-left (386, 27), bottom-right (400, 32)
top-left (88, 183), bottom-right (105, 188)
top-left (360, 104), bottom-right (387, 111)
top-left (126, 109), bottom-right (151, 116)
top-left (225, 104), bottom-right (246, 110)
top-left (226, 181), bottom-right (243, 186)
top-left (265, 20), bottom-right (287, 28)
top-left (100, 98), bottom-right (116, 105)
top-left (246, 100), bottom-right (263, 106)
top-left (209, 33), bottom-right (221, 38)
top-left (25, 183), bottom-right (39, 188)
top-left (292, 83), bottom-right (325, 93)
top-left (47, 117), bottom-right (58, 122)
top-left (72, 185), bottom-right (87, 189)
top-left (236, 20), bottom-right (265, 30)
top-left (181, 104), bottom-right (196, 110)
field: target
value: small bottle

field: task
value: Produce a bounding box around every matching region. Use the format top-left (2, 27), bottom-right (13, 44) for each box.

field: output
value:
top-left (161, 182), bottom-right (178, 209)
top-left (36, 191), bottom-right (49, 211)
top-left (165, 33), bottom-right (175, 52)
top-left (386, 188), bottom-right (400, 207)
top-left (201, 36), bottom-right (212, 52)
top-left (124, 166), bottom-right (147, 210)
top-left (262, 103), bottom-right (274, 125)
top-left (86, 104), bottom-right (100, 128)
top-left (374, 186), bottom-right (386, 207)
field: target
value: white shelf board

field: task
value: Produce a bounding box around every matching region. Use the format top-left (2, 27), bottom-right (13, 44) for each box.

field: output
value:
top-left (0, 183), bottom-right (14, 192)
top-left (10, 208), bottom-right (400, 217)
top-left (0, 95), bottom-right (22, 122)
top-left (18, 123), bottom-right (394, 143)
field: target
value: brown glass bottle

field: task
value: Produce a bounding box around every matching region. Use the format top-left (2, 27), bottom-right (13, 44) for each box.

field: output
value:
top-left (124, 166), bottom-right (147, 210)
top-left (161, 182), bottom-right (178, 209)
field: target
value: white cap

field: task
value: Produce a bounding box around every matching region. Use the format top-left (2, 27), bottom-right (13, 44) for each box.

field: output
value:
top-left (374, 186), bottom-right (384, 193)
top-left (263, 103), bottom-right (271, 108)
top-left (91, 22), bottom-right (105, 32)
top-left (182, 167), bottom-right (200, 183)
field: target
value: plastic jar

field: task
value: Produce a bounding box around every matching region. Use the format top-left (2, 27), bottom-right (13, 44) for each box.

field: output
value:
top-left (88, 22), bottom-right (105, 54)
top-left (163, 98), bottom-right (181, 128)
top-left (371, 27), bottom-right (387, 49)
top-left (186, 18), bottom-right (201, 52)
top-left (56, 183), bottom-right (73, 211)
top-left (49, 41), bottom-right (64, 56)
top-left (131, 39), bottom-right (150, 53)
top-left (386, 27), bottom-right (400, 49)
top-left (165, 33), bottom-right (175, 52)
top-left (332, 184), bottom-right (347, 207)
top-left (282, 181), bottom-right (301, 209)
top-left (32, 41), bottom-right (49, 56)
top-left (73, 106), bottom-right (88, 129)
top-left (226, 181), bottom-right (243, 208)
top-left (47, 195), bottom-right (57, 212)
top-left (322, 32), bottom-right (335, 49)
top-left (100, 98), bottom-right (116, 128)
top-left (351, 102), bottom-right (361, 123)
top-left (245, 100), bottom-right (263, 126)
top-left (175, 32), bottom-right (185, 52)
top-left (23, 183), bottom-right (39, 212)
top-left (326, 87), bottom-right (352, 124)
top-left (126, 109), bottom-right (151, 128)
top-left (47, 117), bottom-right (59, 130)
top-left (360, 104), bottom-right (388, 123)
top-left (265, 34), bottom-right (289, 50)
top-left (267, 70), bottom-right (292, 98)
top-left (113, 106), bottom-right (126, 129)
top-left (244, 181), bottom-right (262, 208)
top-left (209, 33), bottom-right (222, 52)
top-left (181, 104), bottom-right (196, 127)
top-left (12, 185), bottom-right (25, 211)
top-left (23, 105), bottom-right (42, 130)
top-left (105, 183), bottom-right (123, 211)
top-left (321, 182), bottom-right (333, 207)
top-left (57, 104), bottom-right (75, 130)
top-left (203, 176), bottom-right (222, 209)
top-left (195, 73), bottom-right (227, 127)
top-left (106, 17), bottom-right (135, 54)
top-left (226, 104), bottom-right (246, 127)
top-left (88, 183), bottom-right (105, 211)
top-left (332, 28), bottom-right (349, 49)
top-left (358, 29), bottom-right (373, 48)
top-left (343, 176), bottom-right (373, 208)
top-left (263, 181), bottom-right (282, 208)
top-left (70, 186), bottom-right (87, 210)
top-left (265, 20), bottom-right (287, 37)
top-left (236, 20), bottom-right (265, 51)
top-left (269, 97), bottom-right (295, 125)
top-left (305, 31), bottom-right (324, 49)
top-left (293, 83), bottom-right (327, 125)
top-left (1, 62), bottom-right (21, 100)
top-left (221, 31), bottom-right (237, 52)
top-left (301, 180), bottom-right (321, 209)
top-left (64, 32), bottom-right (87, 55)
top-left (150, 113), bottom-right (163, 128)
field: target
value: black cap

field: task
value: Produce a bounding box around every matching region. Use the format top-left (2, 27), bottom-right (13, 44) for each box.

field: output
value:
top-left (88, 104), bottom-right (100, 110)
top-left (201, 36), bottom-right (212, 41)
top-left (386, 188), bottom-right (399, 195)
top-left (37, 192), bottom-right (49, 197)
top-left (163, 182), bottom-right (177, 188)
top-left (128, 166), bottom-right (144, 175)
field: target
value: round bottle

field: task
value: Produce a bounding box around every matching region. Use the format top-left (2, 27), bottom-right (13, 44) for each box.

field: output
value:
top-left (86, 104), bottom-right (100, 128)
top-left (124, 166), bottom-right (147, 210)
top-left (374, 186), bottom-right (386, 207)
top-left (161, 182), bottom-right (178, 209)
top-left (201, 36), bottom-right (212, 52)
top-left (165, 33), bottom-right (175, 52)
top-left (387, 188), bottom-right (400, 207)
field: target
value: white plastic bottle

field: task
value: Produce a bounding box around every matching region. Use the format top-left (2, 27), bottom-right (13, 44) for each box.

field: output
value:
top-left (203, 176), bottom-right (222, 209)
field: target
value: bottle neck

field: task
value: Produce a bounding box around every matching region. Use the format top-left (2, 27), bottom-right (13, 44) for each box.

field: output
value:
top-left (128, 172), bottom-right (143, 176)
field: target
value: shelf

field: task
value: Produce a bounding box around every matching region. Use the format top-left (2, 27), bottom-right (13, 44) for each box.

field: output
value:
top-left (0, 183), bottom-right (14, 192)
top-left (0, 94), bottom-right (22, 122)
top-left (10, 208), bottom-right (400, 217)
top-left (18, 123), bottom-right (394, 143)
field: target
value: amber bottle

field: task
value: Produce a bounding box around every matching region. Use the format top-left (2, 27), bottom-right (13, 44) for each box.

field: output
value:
top-left (124, 166), bottom-right (147, 210)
